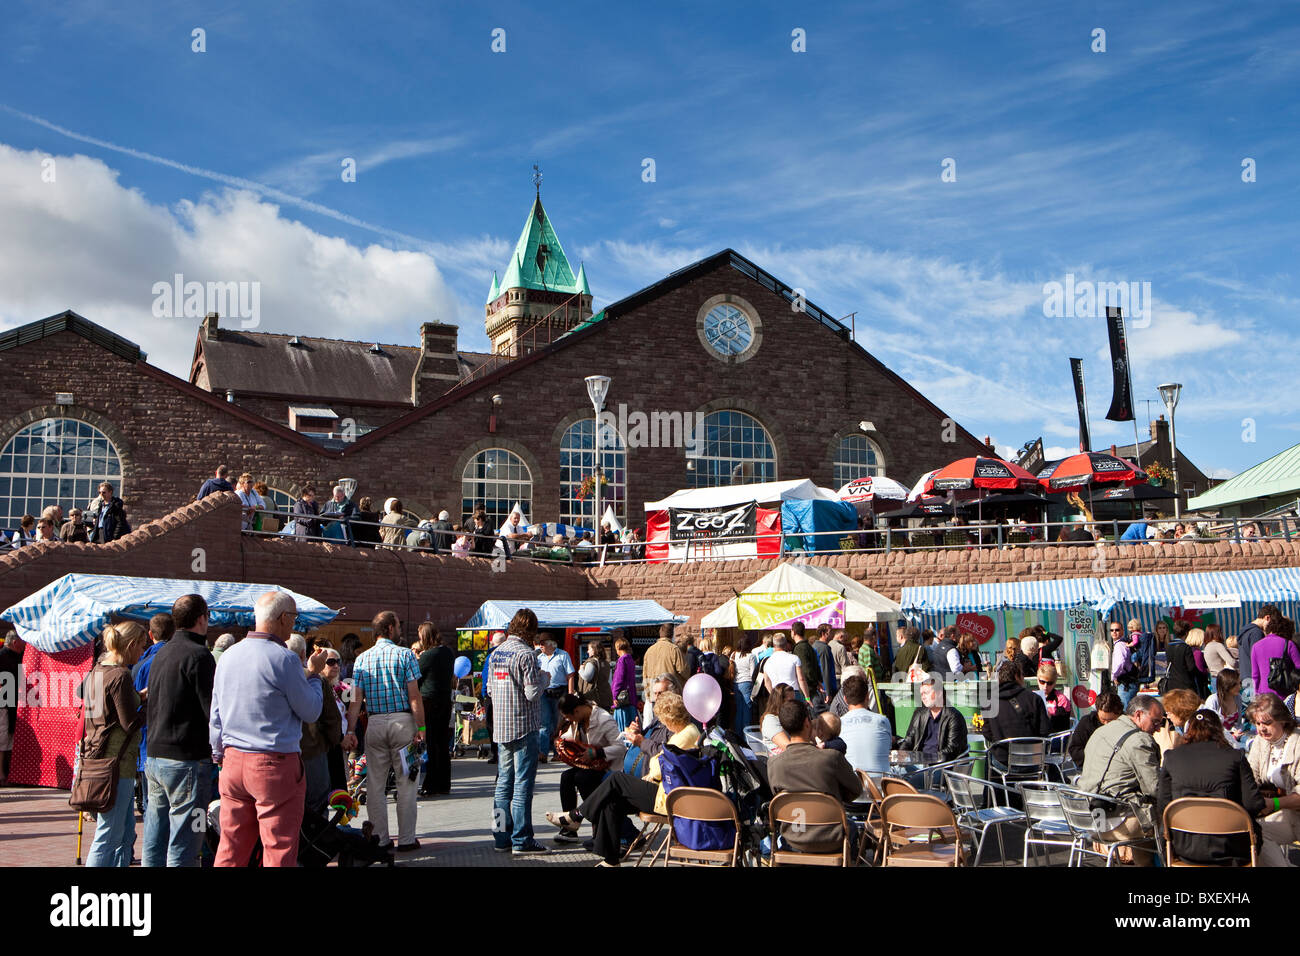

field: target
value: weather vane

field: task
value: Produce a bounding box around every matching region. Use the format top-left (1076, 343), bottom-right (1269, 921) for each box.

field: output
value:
top-left (532, 163), bottom-right (542, 197)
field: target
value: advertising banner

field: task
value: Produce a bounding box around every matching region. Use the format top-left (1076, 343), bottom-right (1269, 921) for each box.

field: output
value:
top-left (736, 591), bottom-right (846, 631)
top-left (667, 501), bottom-right (757, 541)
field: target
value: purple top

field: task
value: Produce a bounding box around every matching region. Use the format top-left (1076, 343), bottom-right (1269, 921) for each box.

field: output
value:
top-left (610, 653), bottom-right (639, 711)
top-left (1250, 634), bottom-right (1300, 698)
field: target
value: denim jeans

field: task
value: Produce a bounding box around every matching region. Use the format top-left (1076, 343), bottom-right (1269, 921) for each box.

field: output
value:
top-left (1117, 682), bottom-right (1140, 711)
top-left (538, 694), bottom-right (561, 757)
top-left (143, 756), bottom-right (212, 867)
top-left (86, 775), bottom-right (137, 867)
top-left (734, 681), bottom-right (753, 736)
top-left (493, 734), bottom-right (539, 849)
top-left (614, 705), bottom-right (637, 732)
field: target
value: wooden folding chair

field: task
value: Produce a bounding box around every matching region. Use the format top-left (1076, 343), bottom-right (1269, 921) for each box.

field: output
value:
top-left (768, 791), bottom-right (853, 866)
top-left (1163, 797), bottom-right (1257, 867)
top-left (664, 787), bottom-right (741, 867)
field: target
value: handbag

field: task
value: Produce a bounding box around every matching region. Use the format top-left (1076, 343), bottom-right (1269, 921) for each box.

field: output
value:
top-left (1269, 652), bottom-right (1300, 698)
top-left (68, 690), bottom-right (122, 814)
top-left (614, 688), bottom-right (631, 708)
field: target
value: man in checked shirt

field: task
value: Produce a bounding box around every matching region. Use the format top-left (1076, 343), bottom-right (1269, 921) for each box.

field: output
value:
top-left (487, 608), bottom-right (549, 855)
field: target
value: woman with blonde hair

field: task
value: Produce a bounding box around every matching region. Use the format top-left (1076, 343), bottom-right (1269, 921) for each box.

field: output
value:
top-left (82, 621), bottom-right (149, 867)
top-left (1036, 662), bottom-right (1073, 733)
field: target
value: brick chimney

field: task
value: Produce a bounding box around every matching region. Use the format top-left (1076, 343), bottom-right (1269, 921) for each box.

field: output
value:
top-left (411, 322), bottom-right (460, 404)
top-left (1150, 415), bottom-right (1170, 450)
top-left (203, 312), bottom-right (220, 340)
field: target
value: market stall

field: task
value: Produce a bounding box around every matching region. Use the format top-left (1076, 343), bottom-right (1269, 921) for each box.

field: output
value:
top-left (644, 478), bottom-right (854, 562)
top-left (457, 598), bottom-right (686, 677)
top-left (0, 573), bottom-right (339, 788)
top-left (700, 561), bottom-right (900, 635)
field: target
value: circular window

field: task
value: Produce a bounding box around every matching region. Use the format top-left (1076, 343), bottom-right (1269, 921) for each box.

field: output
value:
top-left (697, 295), bottom-right (761, 363)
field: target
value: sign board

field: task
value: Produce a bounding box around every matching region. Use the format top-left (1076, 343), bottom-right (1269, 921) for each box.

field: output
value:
top-left (736, 591), bottom-right (845, 631)
top-left (1181, 593), bottom-right (1242, 610)
top-left (667, 501), bottom-right (757, 542)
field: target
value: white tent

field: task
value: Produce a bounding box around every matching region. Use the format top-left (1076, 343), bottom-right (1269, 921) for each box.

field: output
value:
top-left (700, 561), bottom-right (901, 629)
top-left (644, 478), bottom-right (837, 512)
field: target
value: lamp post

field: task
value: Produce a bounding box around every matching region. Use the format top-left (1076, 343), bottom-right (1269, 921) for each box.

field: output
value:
top-left (585, 375), bottom-right (611, 546)
top-left (1157, 382), bottom-right (1183, 518)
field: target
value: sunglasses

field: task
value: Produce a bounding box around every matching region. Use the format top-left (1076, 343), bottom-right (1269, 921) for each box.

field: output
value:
top-left (325, 658), bottom-right (341, 666)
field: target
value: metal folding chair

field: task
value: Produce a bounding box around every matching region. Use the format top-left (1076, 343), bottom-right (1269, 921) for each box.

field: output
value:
top-left (1016, 781), bottom-right (1076, 866)
top-left (988, 737), bottom-right (1047, 787)
top-left (1056, 787), bottom-right (1156, 867)
top-left (943, 770), bottom-right (1026, 866)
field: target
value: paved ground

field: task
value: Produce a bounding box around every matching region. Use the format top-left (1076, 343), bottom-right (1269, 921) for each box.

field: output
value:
top-left (0, 754), bottom-right (603, 868)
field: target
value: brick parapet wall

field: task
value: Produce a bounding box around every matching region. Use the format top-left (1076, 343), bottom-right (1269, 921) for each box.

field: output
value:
top-left (2, 497), bottom-right (1297, 635)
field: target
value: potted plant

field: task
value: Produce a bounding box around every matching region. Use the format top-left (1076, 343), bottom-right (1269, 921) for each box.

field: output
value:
top-left (1145, 461), bottom-right (1171, 486)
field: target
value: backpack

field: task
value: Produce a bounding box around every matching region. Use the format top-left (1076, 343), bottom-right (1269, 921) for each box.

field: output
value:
top-left (658, 745), bottom-right (734, 851)
top-left (1269, 651), bottom-right (1300, 698)
top-left (1112, 644), bottom-right (1134, 680)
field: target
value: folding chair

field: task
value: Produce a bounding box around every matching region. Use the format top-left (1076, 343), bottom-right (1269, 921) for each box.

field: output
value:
top-left (1057, 788), bottom-right (1156, 867)
top-left (1016, 781), bottom-right (1075, 866)
top-left (1163, 797), bottom-right (1257, 867)
top-left (906, 755), bottom-right (974, 799)
top-left (1044, 730), bottom-right (1075, 782)
top-left (987, 737), bottom-right (1047, 787)
top-left (664, 787), bottom-right (741, 867)
top-left (621, 811), bottom-right (670, 867)
top-left (767, 791), bottom-right (854, 866)
top-left (879, 794), bottom-right (965, 867)
top-left (943, 770), bottom-right (1026, 866)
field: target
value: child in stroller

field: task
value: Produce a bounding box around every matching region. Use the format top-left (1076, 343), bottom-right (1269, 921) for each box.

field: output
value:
top-left (204, 789), bottom-right (394, 867)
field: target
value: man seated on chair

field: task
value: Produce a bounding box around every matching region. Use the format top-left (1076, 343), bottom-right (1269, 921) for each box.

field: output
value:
top-left (899, 678), bottom-right (968, 763)
top-left (1079, 693), bottom-right (1164, 865)
top-left (839, 675), bottom-right (892, 774)
top-left (559, 691), bottom-right (700, 867)
top-left (767, 697), bottom-right (863, 853)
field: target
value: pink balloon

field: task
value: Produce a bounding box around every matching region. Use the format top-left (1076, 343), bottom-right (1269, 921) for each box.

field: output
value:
top-left (683, 673), bottom-right (722, 724)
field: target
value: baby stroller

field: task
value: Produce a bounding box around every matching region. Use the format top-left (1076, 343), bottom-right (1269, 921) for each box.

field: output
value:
top-left (204, 790), bottom-right (395, 867)
top-left (452, 678), bottom-right (491, 758)
top-left (705, 728), bottom-right (772, 867)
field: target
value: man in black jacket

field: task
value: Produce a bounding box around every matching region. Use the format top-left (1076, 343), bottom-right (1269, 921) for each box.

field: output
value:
top-left (901, 678), bottom-right (969, 761)
top-left (980, 660), bottom-right (1050, 766)
top-left (430, 510), bottom-right (455, 553)
top-left (84, 482), bottom-right (130, 543)
top-left (143, 593), bottom-right (216, 867)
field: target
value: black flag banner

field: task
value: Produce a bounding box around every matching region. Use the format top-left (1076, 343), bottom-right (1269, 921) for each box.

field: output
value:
top-left (1070, 358), bottom-right (1092, 452)
top-left (1104, 306), bottom-right (1135, 422)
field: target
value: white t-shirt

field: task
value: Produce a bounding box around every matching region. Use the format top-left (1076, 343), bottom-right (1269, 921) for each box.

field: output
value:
top-left (764, 649), bottom-right (802, 692)
top-left (761, 712), bottom-right (783, 751)
top-left (497, 519), bottom-right (522, 554)
top-left (733, 651), bottom-right (755, 684)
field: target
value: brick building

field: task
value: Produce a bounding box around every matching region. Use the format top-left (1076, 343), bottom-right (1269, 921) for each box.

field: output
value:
top-left (0, 195), bottom-right (988, 533)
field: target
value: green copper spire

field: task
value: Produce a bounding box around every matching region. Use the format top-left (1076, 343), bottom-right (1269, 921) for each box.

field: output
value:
top-left (486, 270), bottom-right (500, 304)
top-left (499, 196), bottom-right (582, 295)
top-left (575, 261), bottom-right (591, 297)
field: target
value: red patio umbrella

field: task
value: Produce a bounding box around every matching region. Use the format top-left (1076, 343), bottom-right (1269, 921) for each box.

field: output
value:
top-left (1038, 452), bottom-right (1147, 492)
top-left (923, 456), bottom-right (1039, 494)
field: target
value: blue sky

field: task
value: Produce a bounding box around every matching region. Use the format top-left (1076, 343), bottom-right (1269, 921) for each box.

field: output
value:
top-left (2, 0), bottom-right (1297, 479)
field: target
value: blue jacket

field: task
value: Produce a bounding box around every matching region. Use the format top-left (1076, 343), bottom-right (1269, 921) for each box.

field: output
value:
top-left (132, 641), bottom-right (165, 770)
top-left (1130, 631), bottom-right (1156, 683)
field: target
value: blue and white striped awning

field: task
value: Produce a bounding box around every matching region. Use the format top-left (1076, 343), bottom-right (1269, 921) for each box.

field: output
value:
top-left (901, 577), bottom-right (1114, 617)
top-left (1, 574), bottom-right (339, 653)
top-left (462, 599), bottom-right (685, 632)
top-left (901, 567), bottom-right (1300, 627)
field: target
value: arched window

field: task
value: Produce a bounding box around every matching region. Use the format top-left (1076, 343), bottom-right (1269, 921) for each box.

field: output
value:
top-left (462, 449), bottom-right (532, 529)
top-left (263, 487), bottom-right (296, 517)
top-left (687, 410), bottom-right (776, 488)
top-left (834, 435), bottom-right (885, 486)
top-left (560, 419), bottom-right (626, 529)
top-left (0, 418), bottom-right (123, 526)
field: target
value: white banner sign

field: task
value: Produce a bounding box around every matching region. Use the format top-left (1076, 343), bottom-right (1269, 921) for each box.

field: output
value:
top-left (1181, 593), bottom-right (1242, 609)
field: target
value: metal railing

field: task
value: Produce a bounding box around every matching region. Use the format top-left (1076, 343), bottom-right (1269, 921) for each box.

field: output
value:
top-left (239, 506), bottom-right (1297, 569)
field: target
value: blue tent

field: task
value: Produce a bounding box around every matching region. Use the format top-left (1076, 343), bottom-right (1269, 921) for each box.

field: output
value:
top-left (463, 599), bottom-right (685, 632)
top-left (1, 573), bottom-right (340, 654)
top-left (779, 498), bottom-right (859, 554)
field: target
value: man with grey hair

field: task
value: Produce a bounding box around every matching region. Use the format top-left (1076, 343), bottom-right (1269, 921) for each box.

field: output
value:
top-left (286, 633), bottom-right (308, 664)
top-left (322, 484), bottom-right (356, 544)
top-left (763, 633), bottom-right (810, 702)
top-left (209, 591), bottom-right (327, 866)
top-left (211, 632), bottom-right (239, 664)
top-left (1079, 693), bottom-right (1164, 863)
top-left (430, 509), bottom-right (455, 553)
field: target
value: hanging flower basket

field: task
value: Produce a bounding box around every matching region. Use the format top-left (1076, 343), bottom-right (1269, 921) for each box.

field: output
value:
top-left (575, 473), bottom-right (608, 501)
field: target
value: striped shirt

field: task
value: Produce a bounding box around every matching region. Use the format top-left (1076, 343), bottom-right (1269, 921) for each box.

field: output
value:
top-left (486, 637), bottom-right (544, 743)
top-left (353, 638), bottom-right (421, 715)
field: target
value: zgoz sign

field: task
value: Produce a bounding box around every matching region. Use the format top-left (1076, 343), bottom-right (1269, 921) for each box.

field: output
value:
top-left (668, 502), bottom-right (757, 541)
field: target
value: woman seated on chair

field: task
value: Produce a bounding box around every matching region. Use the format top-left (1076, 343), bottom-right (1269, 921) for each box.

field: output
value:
top-left (556, 692), bottom-right (701, 867)
top-left (1245, 693), bottom-right (1300, 867)
top-left (546, 694), bottom-right (626, 844)
top-left (1156, 709), bottom-right (1262, 865)
top-left (761, 683), bottom-right (798, 754)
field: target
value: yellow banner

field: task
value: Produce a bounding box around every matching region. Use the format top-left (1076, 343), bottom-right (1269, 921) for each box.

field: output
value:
top-left (736, 591), bottom-right (845, 631)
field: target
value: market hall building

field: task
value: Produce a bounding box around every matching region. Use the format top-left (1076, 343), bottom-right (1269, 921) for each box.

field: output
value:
top-left (0, 195), bottom-right (989, 534)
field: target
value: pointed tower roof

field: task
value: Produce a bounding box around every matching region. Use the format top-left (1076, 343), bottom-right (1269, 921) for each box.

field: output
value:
top-left (575, 261), bottom-right (591, 297)
top-left (485, 271), bottom-right (500, 304)
top-left (500, 196), bottom-right (582, 295)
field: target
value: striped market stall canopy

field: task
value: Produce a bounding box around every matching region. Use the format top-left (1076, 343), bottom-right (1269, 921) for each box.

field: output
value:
top-left (462, 599), bottom-right (685, 632)
top-left (1, 573), bottom-right (339, 653)
top-left (901, 567), bottom-right (1300, 634)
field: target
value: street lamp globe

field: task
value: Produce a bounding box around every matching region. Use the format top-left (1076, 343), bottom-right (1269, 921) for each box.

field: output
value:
top-left (1157, 382), bottom-right (1182, 412)
top-left (584, 375), bottom-right (611, 413)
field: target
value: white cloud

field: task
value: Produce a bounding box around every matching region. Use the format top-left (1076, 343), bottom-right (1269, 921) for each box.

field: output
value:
top-left (0, 144), bottom-right (459, 376)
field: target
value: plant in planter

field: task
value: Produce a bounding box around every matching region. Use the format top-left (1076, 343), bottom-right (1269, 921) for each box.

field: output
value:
top-left (1145, 461), bottom-right (1171, 485)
